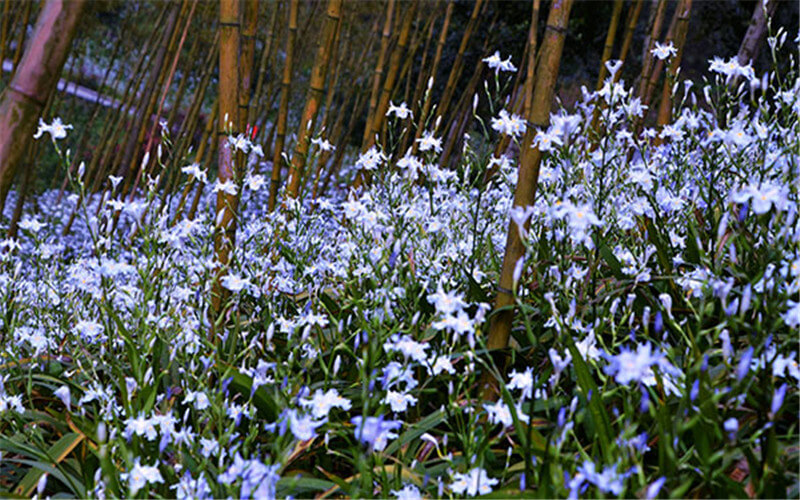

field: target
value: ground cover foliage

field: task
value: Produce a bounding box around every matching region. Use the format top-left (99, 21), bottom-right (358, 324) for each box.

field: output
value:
top-left (0, 28), bottom-right (799, 500)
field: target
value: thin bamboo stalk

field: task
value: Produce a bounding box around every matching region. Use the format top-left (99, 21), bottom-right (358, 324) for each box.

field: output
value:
top-left (436, 0), bottom-right (484, 126)
top-left (285, 0), bottom-right (343, 200)
top-left (367, 0), bottom-right (417, 149)
top-left (595, 0), bottom-right (624, 91)
top-left (173, 99), bottom-right (217, 224)
top-left (9, 0), bottom-right (32, 79)
top-left (613, 0), bottom-right (643, 84)
top-left (401, 4), bottom-right (438, 153)
top-left (637, 0), bottom-right (667, 99)
top-left (248, 0), bottom-right (281, 132)
top-left (128, 0), bottom-right (197, 200)
top-left (361, 0), bottom-right (395, 149)
top-left (238, 0), bottom-right (258, 134)
top-left (116, 3), bottom-right (180, 190)
top-left (411, 0), bottom-right (452, 155)
top-left (267, 0), bottom-right (298, 212)
top-left (484, 0), bottom-right (574, 385)
top-left (211, 0), bottom-right (242, 331)
top-left (0, 0), bottom-right (12, 80)
top-left (655, 0), bottom-right (692, 137)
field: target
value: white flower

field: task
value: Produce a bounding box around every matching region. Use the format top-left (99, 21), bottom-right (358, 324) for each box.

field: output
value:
top-left (491, 109), bottom-right (527, 138)
top-left (416, 131), bottom-right (442, 153)
top-left (311, 137), bottom-right (336, 152)
top-left (483, 51), bottom-right (517, 73)
top-left (300, 389), bottom-right (352, 419)
top-left (18, 218), bottom-right (45, 233)
top-left (213, 179), bottom-right (238, 196)
top-left (181, 163), bottom-right (208, 184)
top-left (74, 320), bottom-right (105, 344)
top-left (534, 129), bottom-right (564, 152)
top-left (387, 101), bottom-right (413, 119)
top-left (383, 390), bottom-right (418, 412)
top-left (356, 146), bottom-right (386, 171)
top-left (54, 386), bottom-right (71, 411)
top-left (123, 460), bottom-right (163, 496)
top-left (228, 133), bottom-right (250, 153)
top-left (220, 274), bottom-right (250, 293)
top-left (391, 484), bottom-right (422, 500)
top-left (450, 468), bottom-right (498, 497)
top-left (244, 173), bottom-right (266, 191)
top-left (33, 117), bottom-right (73, 140)
top-left (651, 41), bottom-right (677, 60)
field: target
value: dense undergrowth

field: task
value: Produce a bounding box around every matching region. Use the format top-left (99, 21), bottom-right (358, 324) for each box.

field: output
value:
top-left (0, 30), bottom-right (799, 500)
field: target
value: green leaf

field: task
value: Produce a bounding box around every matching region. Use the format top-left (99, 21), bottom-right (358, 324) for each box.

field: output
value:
top-left (598, 241), bottom-right (624, 280)
top-left (228, 371), bottom-right (279, 421)
top-left (384, 409), bottom-right (445, 455)
top-left (12, 432), bottom-right (84, 497)
top-left (563, 336), bottom-right (613, 462)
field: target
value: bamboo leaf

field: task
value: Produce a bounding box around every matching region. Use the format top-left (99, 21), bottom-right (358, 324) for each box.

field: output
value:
top-left (13, 432), bottom-right (84, 497)
top-left (563, 336), bottom-right (613, 462)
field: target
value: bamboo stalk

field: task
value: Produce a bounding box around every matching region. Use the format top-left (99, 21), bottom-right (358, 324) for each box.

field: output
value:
top-left (267, 0), bottom-right (298, 212)
top-left (637, 0), bottom-right (667, 99)
top-left (172, 99), bottom-right (217, 224)
top-left (319, 87), bottom-right (369, 197)
top-left (367, 0), bottom-right (417, 149)
top-left (737, 0), bottom-right (778, 66)
top-left (637, 0), bottom-right (680, 133)
top-left (489, 0), bottom-right (539, 167)
top-left (9, 0), bottom-right (32, 79)
top-left (436, 0), bottom-right (484, 126)
top-left (484, 0), bottom-right (574, 392)
top-left (655, 0), bottom-right (692, 137)
top-left (0, 0), bottom-right (87, 210)
top-left (312, 18), bottom-right (380, 199)
top-left (411, 0), bottom-right (452, 155)
top-left (0, 0), bottom-right (12, 80)
top-left (401, 4), bottom-right (439, 153)
top-left (115, 3), bottom-right (180, 192)
top-left (595, 0), bottom-right (624, 91)
top-left (57, 29), bottom-right (124, 203)
top-left (88, 2), bottom-right (169, 196)
top-left (248, 0), bottom-right (281, 132)
top-left (211, 0), bottom-right (242, 331)
top-left (361, 0), bottom-right (395, 149)
top-left (238, 0), bottom-right (257, 134)
top-left (285, 0), bottom-right (343, 201)
top-left (128, 0), bottom-right (197, 200)
top-left (613, 0), bottom-right (644, 84)
top-left (166, 30), bottom-right (219, 180)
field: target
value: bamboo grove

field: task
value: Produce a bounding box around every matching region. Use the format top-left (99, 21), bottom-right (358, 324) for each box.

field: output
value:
top-left (0, 0), bottom-right (789, 369)
top-left (0, 0), bottom-right (798, 497)
top-left (0, 0), bottom-right (788, 351)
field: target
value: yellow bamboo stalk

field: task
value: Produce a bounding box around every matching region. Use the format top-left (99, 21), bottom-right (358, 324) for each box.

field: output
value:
top-left (484, 0), bottom-right (574, 389)
top-left (211, 0), bottom-right (241, 331)
top-left (368, 0), bottom-right (417, 148)
top-left (655, 0), bottom-right (692, 137)
top-left (267, 0), bottom-right (298, 212)
top-left (613, 0), bottom-right (644, 84)
top-left (248, 0), bottom-right (281, 131)
top-left (361, 0), bottom-right (395, 149)
top-left (129, 0), bottom-right (198, 199)
top-left (238, 0), bottom-right (258, 134)
top-left (0, 0), bottom-right (86, 209)
top-left (411, 0), bottom-right (453, 155)
top-left (637, 0), bottom-right (667, 99)
top-left (172, 99), bottom-right (218, 224)
top-left (436, 0), bottom-right (484, 126)
top-left (595, 0), bottom-right (624, 91)
top-left (285, 0), bottom-right (343, 201)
